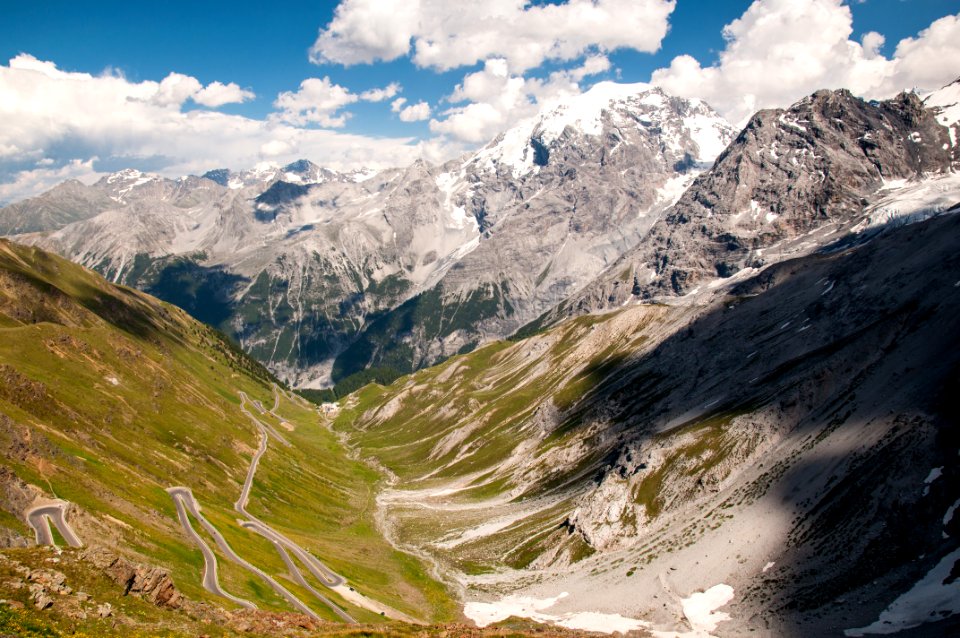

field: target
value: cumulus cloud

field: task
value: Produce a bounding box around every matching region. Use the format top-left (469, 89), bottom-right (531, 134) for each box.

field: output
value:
top-left (153, 73), bottom-right (204, 106)
top-left (273, 77), bottom-right (358, 127)
top-left (273, 77), bottom-right (405, 126)
top-left (391, 97), bottom-right (407, 112)
top-left (430, 57), bottom-right (584, 143)
top-left (398, 101), bottom-right (431, 122)
top-left (569, 54), bottom-right (612, 81)
top-left (194, 81), bottom-right (256, 107)
top-left (0, 55), bottom-right (458, 205)
top-left (311, 0), bottom-right (675, 72)
top-left (650, 0), bottom-right (960, 124)
top-left (360, 82), bottom-right (401, 102)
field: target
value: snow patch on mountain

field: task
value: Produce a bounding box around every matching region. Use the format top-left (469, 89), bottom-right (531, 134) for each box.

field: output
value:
top-left (926, 79), bottom-right (960, 127)
top-left (864, 172), bottom-right (960, 228)
top-left (469, 82), bottom-right (733, 178)
top-left (844, 548), bottom-right (960, 636)
top-left (464, 592), bottom-right (651, 635)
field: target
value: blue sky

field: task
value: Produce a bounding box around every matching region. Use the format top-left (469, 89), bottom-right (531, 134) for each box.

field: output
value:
top-left (1, 0), bottom-right (958, 203)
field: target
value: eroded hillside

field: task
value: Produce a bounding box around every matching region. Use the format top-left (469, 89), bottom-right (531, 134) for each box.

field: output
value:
top-left (0, 238), bottom-right (457, 629)
top-left (335, 212), bottom-right (960, 636)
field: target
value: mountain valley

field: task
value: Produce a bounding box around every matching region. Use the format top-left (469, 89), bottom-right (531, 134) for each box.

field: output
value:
top-left (1, 76), bottom-right (959, 637)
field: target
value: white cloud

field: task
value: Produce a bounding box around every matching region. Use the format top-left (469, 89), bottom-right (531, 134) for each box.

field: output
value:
top-left (360, 81), bottom-right (401, 102)
top-left (0, 159), bottom-right (99, 207)
top-left (153, 73), bottom-right (203, 106)
top-left (398, 101), bottom-right (431, 122)
top-left (0, 55), bottom-right (459, 205)
top-left (273, 76), bottom-right (358, 127)
top-left (650, 0), bottom-right (960, 125)
top-left (391, 97), bottom-right (407, 112)
top-left (311, 0), bottom-right (420, 66)
top-left (569, 54), bottom-right (612, 81)
top-left (430, 57), bottom-right (582, 143)
top-left (194, 81), bottom-right (255, 107)
top-left (861, 31), bottom-right (885, 60)
top-left (260, 139), bottom-right (294, 157)
top-left (888, 14), bottom-right (960, 92)
top-left (272, 77), bottom-right (406, 126)
top-left (311, 0), bottom-right (675, 72)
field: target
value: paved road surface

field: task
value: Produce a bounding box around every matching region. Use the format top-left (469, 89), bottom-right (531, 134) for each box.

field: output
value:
top-left (167, 388), bottom-right (410, 624)
top-left (26, 502), bottom-right (82, 548)
top-left (168, 486), bottom-right (318, 618)
top-left (247, 525), bottom-right (356, 623)
top-left (234, 392), bottom-right (355, 621)
top-left (167, 487), bottom-right (256, 609)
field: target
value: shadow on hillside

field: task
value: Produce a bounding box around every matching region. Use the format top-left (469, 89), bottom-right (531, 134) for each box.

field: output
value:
top-left (144, 260), bottom-right (248, 332)
top-left (552, 213), bottom-right (960, 633)
top-left (570, 212), bottom-right (960, 436)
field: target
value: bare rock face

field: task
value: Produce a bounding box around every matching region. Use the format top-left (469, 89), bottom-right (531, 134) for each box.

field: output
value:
top-left (554, 89), bottom-right (959, 317)
top-left (331, 87), bottom-right (736, 382)
top-left (4, 86), bottom-right (734, 388)
top-left (81, 547), bottom-right (182, 609)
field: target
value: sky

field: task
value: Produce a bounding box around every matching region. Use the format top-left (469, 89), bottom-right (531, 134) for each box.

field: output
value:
top-left (1, 0), bottom-right (958, 204)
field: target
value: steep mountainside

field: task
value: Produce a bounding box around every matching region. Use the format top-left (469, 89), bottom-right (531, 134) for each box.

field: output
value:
top-left (2, 83), bottom-right (734, 388)
top-left (545, 86), bottom-right (959, 321)
top-left (0, 180), bottom-right (116, 235)
top-left (0, 238), bottom-right (456, 628)
top-left (333, 85), bottom-right (735, 385)
top-left (336, 210), bottom-right (960, 636)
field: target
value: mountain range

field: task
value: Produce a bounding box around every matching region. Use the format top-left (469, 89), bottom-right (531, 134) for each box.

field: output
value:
top-left (2, 82), bottom-right (736, 390)
top-left (1, 77), bottom-right (959, 636)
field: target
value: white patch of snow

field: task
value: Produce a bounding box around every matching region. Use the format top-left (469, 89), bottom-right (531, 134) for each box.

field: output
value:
top-left (227, 178), bottom-right (244, 190)
top-left (652, 584), bottom-right (735, 638)
top-left (925, 80), bottom-right (960, 129)
top-left (655, 174), bottom-right (695, 209)
top-left (684, 112), bottom-right (731, 162)
top-left (844, 548), bottom-right (960, 636)
top-left (465, 593), bottom-right (568, 627)
top-left (867, 172), bottom-right (960, 228)
top-left (107, 168), bottom-right (142, 184)
top-left (907, 132), bottom-right (922, 143)
top-left (464, 593), bottom-right (650, 635)
top-left (251, 161), bottom-right (278, 176)
top-left (924, 467), bottom-right (943, 484)
top-left (944, 500), bottom-right (959, 528)
top-left (349, 168), bottom-right (379, 182)
top-left (765, 212), bottom-right (779, 223)
top-left (778, 113), bottom-right (807, 133)
top-left (105, 376), bottom-right (119, 386)
top-left (557, 612), bottom-right (650, 634)
top-left (447, 205), bottom-right (477, 231)
top-left (283, 172), bottom-right (303, 183)
top-left (762, 562), bottom-right (775, 573)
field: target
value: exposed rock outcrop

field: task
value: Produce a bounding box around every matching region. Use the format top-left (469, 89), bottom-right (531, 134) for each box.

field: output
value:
top-left (81, 547), bottom-right (182, 609)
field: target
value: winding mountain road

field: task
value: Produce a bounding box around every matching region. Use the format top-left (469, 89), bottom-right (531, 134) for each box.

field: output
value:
top-left (167, 486), bottom-right (319, 618)
top-left (167, 487), bottom-right (256, 609)
top-left (235, 391), bottom-right (356, 621)
top-left (25, 502), bottom-right (82, 548)
top-left (244, 523), bottom-right (356, 623)
top-left (168, 388), bottom-right (415, 623)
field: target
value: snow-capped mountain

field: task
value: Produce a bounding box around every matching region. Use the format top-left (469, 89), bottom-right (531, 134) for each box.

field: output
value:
top-left (545, 86), bottom-right (960, 322)
top-left (11, 81), bottom-right (955, 390)
top-left (1, 83), bottom-right (736, 387)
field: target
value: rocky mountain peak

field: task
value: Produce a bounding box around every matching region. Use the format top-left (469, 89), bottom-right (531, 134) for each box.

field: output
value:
top-left (469, 82), bottom-right (734, 179)
top-left (925, 77), bottom-right (960, 144)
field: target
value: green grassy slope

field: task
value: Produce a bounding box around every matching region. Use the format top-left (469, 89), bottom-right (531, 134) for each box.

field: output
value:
top-left (332, 304), bottom-right (681, 575)
top-left (0, 238), bottom-right (455, 624)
